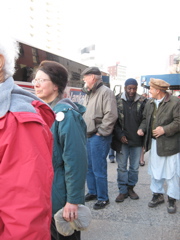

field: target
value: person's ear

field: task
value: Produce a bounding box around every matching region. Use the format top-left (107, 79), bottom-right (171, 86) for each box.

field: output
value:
top-left (53, 84), bottom-right (58, 91)
top-left (156, 89), bottom-right (160, 94)
top-left (92, 74), bottom-right (96, 83)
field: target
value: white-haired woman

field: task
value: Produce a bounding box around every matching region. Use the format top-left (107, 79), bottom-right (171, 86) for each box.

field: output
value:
top-left (0, 36), bottom-right (55, 240)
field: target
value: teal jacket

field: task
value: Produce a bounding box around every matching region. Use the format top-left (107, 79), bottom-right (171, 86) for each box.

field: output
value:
top-left (51, 99), bottom-right (87, 215)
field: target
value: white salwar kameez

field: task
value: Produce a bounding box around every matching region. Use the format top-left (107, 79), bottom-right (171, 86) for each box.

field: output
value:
top-left (148, 98), bottom-right (180, 200)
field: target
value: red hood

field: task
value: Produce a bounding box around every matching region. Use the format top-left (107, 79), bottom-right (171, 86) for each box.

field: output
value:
top-left (32, 100), bottom-right (55, 128)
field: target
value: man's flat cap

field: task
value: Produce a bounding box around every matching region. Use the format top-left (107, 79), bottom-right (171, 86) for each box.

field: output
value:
top-left (81, 67), bottom-right (101, 76)
top-left (149, 78), bottom-right (170, 91)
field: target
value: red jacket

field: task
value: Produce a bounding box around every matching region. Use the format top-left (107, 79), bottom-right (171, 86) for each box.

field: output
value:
top-left (0, 101), bottom-right (55, 240)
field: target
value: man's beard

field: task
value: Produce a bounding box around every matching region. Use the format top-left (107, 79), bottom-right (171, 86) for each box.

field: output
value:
top-left (128, 95), bottom-right (135, 101)
top-left (126, 93), bottom-right (135, 101)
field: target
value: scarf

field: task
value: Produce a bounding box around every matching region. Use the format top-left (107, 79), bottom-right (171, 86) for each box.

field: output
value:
top-left (0, 77), bottom-right (44, 117)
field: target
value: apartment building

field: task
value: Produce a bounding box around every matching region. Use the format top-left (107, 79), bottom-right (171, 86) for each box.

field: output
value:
top-left (3, 0), bottom-right (63, 56)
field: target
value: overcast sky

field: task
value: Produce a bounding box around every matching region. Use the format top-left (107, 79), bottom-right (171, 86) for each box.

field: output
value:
top-left (61, 0), bottom-right (180, 77)
top-left (1, 0), bottom-right (179, 78)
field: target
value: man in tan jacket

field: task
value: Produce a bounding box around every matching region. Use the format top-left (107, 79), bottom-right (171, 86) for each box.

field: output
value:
top-left (82, 67), bottom-right (118, 210)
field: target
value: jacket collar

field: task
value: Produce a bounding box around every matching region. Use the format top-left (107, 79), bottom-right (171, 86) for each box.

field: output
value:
top-left (53, 98), bottom-right (86, 115)
top-left (91, 79), bottom-right (103, 93)
top-left (149, 92), bottom-right (171, 104)
top-left (164, 92), bottom-right (171, 102)
top-left (82, 79), bottom-right (103, 95)
top-left (121, 92), bottom-right (141, 102)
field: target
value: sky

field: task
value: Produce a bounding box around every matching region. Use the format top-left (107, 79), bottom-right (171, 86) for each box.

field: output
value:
top-left (1, 0), bottom-right (180, 78)
top-left (60, 0), bottom-right (180, 77)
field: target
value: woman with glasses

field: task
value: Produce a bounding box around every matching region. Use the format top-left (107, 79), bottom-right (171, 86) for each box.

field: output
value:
top-left (33, 60), bottom-right (87, 240)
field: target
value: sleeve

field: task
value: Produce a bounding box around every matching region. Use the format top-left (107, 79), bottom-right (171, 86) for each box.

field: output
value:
top-left (0, 113), bottom-right (53, 240)
top-left (163, 100), bottom-right (180, 136)
top-left (113, 119), bottom-right (124, 140)
top-left (98, 89), bottom-right (118, 136)
top-left (58, 110), bottom-right (87, 204)
top-left (138, 102), bottom-right (149, 133)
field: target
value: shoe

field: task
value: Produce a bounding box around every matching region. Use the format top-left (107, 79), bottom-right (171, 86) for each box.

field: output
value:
top-left (115, 193), bottom-right (128, 202)
top-left (148, 193), bottom-right (164, 207)
top-left (128, 187), bottom-right (139, 200)
top-left (139, 161), bottom-right (145, 166)
top-left (167, 196), bottom-right (176, 214)
top-left (93, 199), bottom-right (109, 210)
top-left (110, 158), bottom-right (115, 163)
top-left (85, 193), bottom-right (97, 202)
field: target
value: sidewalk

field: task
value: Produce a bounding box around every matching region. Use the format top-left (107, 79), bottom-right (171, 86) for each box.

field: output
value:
top-left (82, 152), bottom-right (180, 240)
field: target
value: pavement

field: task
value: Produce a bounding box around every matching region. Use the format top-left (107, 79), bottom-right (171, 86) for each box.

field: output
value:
top-left (82, 152), bottom-right (180, 240)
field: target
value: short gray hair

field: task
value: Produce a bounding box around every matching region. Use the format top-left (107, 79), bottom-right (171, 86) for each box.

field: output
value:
top-left (0, 36), bottom-right (19, 79)
top-left (94, 75), bottom-right (102, 81)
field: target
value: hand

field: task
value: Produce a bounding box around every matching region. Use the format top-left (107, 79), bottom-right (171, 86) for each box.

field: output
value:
top-left (63, 202), bottom-right (78, 222)
top-left (121, 136), bottom-right (128, 144)
top-left (137, 129), bottom-right (144, 136)
top-left (152, 126), bottom-right (165, 138)
top-left (96, 132), bottom-right (100, 136)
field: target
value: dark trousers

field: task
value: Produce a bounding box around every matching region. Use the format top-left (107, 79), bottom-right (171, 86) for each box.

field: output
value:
top-left (51, 218), bottom-right (81, 240)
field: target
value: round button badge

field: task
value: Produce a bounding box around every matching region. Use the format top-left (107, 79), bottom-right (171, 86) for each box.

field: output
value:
top-left (56, 112), bottom-right (65, 121)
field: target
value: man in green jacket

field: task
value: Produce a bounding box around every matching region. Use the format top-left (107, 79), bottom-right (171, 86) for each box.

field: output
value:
top-left (138, 78), bottom-right (180, 214)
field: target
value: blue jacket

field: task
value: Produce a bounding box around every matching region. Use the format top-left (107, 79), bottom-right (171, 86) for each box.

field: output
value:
top-left (51, 99), bottom-right (87, 215)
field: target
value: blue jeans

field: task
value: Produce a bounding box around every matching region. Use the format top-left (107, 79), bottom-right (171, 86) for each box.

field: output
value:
top-left (109, 148), bottom-right (115, 160)
top-left (116, 144), bottom-right (142, 194)
top-left (86, 134), bottom-right (112, 201)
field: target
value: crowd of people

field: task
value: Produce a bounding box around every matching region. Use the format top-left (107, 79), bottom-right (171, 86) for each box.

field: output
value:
top-left (0, 37), bottom-right (179, 240)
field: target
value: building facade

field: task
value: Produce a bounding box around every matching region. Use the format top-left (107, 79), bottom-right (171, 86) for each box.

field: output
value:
top-left (3, 0), bottom-right (63, 56)
top-left (108, 62), bottom-right (127, 92)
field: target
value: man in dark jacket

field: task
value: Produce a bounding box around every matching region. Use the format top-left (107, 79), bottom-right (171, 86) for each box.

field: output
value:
top-left (113, 78), bottom-right (146, 203)
top-left (137, 78), bottom-right (180, 214)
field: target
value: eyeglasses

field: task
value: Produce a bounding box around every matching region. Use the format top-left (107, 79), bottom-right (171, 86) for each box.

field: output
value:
top-left (31, 78), bottom-right (51, 85)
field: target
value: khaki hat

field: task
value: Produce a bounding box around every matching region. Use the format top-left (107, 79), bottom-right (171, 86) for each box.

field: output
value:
top-left (54, 205), bottom-right (92, 236)
top-left (149, 78), bottom-right (170, 91)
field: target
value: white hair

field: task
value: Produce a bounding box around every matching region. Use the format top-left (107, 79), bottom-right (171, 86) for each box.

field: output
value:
top-left (0, 35), bottom-right (19, 79)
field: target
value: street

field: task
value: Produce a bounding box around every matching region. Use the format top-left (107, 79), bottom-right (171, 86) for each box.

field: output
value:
top-left (82, 152), bottom-right (180, 240)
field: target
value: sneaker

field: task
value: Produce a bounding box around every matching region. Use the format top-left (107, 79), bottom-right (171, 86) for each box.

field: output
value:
top-left (167, 196), bottom-right (176, 214)
top-left (85, 193), bottom-right (97, 202)
top-left (128, 187), bottom-right (139, 200)
top-left (115, 193), bottom-right (128, 202)
top-left (148, 193), bottom-right (164, 207)
top-left (93, 200), bottom-right (110, 210)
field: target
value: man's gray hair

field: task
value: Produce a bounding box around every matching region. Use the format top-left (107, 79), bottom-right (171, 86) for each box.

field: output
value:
top-left (0, 36), bottom-right (19, 80)
top-left (94, 75), bottom-right (102, 81)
